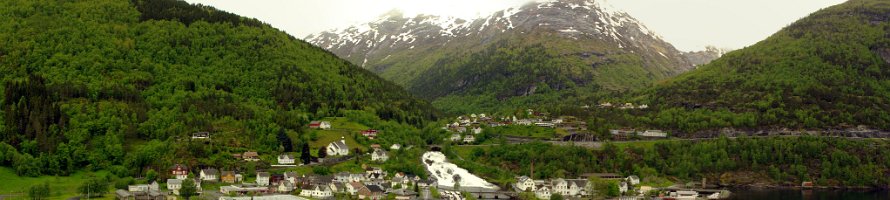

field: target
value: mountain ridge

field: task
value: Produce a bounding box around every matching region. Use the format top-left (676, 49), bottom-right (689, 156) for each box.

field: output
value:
top-left (307, 0), bottom-right (717, 113)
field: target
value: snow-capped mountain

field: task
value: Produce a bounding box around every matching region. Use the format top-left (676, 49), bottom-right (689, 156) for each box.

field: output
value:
top-left (306, 0), bottom-right (718, 113)
top-left (307, 0), bottom-right (690, 70)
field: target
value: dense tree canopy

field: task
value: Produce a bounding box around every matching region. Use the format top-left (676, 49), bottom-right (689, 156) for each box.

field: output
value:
top-left (0, 0), bottom-right (436, 176)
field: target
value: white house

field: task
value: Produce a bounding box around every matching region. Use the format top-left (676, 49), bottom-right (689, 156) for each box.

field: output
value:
top-left (535, 185), bottom-right (552, 200)
top-left (326, 138), bottom-right (349, 156)
top-left (371, 148), bottom-right (388, 162)
top-left (200, 168), bottom-right (218, 181)
top-left (551, 179), bottom-right (589, 196)
top-left (516, 176), bottom-right (535, 191)
top-left (284, 172), bottom-right (298, 184)
top-left (257, 172), bottom-right (270, 186)
top-left (346, 182), bottom-right (365, 195)
top-left (462, 135), bottom-right (476, 143)
top-left (309, 121), bottom-right (331, 129)
top-left (278, 154), bottom-right (295, 165)
top-left (627, 175), bottom-right (640, 185)
top-left (450, 134), bottom-right (462, 142)
top-left (390, 144), bottom-right (401, 150)
top-left (167, 179), bottom-right (182, 195)
top-left (516, 119), bottom-right (533, 126)
top-left (619, 182), bottom-right (629, 194)
top-left (640, 130), bottom-right (667, 138)
top-left (472, 127), bottom-right (483, 134)
top-left (278, 182), bottom-right (295, 193)
top-left (300, 185), bottom-right (333, 198)
top-left (191, 132), bottom-right (210, 140)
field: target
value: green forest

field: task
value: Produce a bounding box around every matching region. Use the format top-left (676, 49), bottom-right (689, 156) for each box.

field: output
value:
top-left (0, 0), bottom-right (437, 178)
top-left (641, 0), bottom-right (890, 132)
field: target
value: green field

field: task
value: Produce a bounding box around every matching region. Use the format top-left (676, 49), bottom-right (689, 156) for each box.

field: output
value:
top-left (307, 117), bottom-right (371, 154)
top-left (0, 167), bottom-right (114, 200)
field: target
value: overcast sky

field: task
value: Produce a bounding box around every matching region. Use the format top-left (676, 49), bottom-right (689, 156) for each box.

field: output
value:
top-left (184, 0), bottom-right (845, 51)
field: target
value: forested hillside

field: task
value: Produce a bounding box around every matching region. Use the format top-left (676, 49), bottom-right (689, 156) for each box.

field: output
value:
top-left (0, 0), bottom-right (436, 177)
top-left (641, 0), bottom-right (890, 132)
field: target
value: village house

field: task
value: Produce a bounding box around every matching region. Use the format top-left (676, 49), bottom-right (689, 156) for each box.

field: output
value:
top-left (299, 184), bottom-right (333, 198)
top-left (308, 121), bottom-right (331, 129)
top-left (516, 119), bottom-right (533, 126)
top-left (116, 182), bottom-right (163, 200)
top-left (243, 151), bottom-right (260, 161)
top-left (200, 168), bottom-right (218, 182)
top-left (191, 132), bottom-right (210, 140)
top-left (455, 126), bottom-right (467, 133)
top-left (219, 184), bottom-right (269, 195)
top-left (627, 175), bottom-right (640, 185)
top-left (284, 172), bottom-right (298, 184)
top-left (449, 134), bottom-right (462, 142)
top-left (166, 179), bottom-right (182, 195)
top-left (257, 172), bottom-right (271, 186)
top-left (170, 164), bottom-right (189, 180)
top-left (371, 148), bottom-right (388, 162)
top-left (278, 181), bottom-right (295, 193)
top-left (551, 178), bottom-right (590, 196)
top-left (535, 184), bottom-right (552, 199)
top-left (329, 182), bottom-right (346, 193)
top-left (462, 135), bottom-right (476, 143)
top-left (326, 139), bottom-right (350, 156)
top-left (472, 127), bottom-right (483, 134)
top-left (358, 185), bottom-right (385, 200)
top-left (639, 130), bottom-right (667, 138)
top-left (361, 129), bottom-right (379, 139)
top-left (346, 182), bottom-right (365, 195)
top-left (390, 144), bottom-right (401, 150)
top-left (221, 171), bottom-right (242, 183)
top-left (619, 181), bottom-right (629, 194)
top-left (278, 154), bottom-right (295, 165)
top-left (392, 189), bottom-right (418, 200)
top-left (516, 176), bottom-right (535, 191)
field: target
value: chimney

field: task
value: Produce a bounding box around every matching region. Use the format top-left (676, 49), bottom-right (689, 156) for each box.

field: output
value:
top-left (341, 136), bottom-right (345, 144)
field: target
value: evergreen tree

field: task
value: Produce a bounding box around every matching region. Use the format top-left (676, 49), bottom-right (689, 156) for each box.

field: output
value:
top-left (180, 179), bottom-right (197, 199)
top-left (318, 146), bottom-right (327, 158)
top-left (301, 143), bottom-right (311, 164)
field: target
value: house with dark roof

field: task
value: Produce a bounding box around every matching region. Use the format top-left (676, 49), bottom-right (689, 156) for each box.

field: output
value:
top-left (200, 168), bottom-right (218, 181)
top-left (326, 138), bottom-right (349, 156)
top-left (358, 185), bottom-right (385, 200)
top-left (243, 151), bottom-right (260, 161)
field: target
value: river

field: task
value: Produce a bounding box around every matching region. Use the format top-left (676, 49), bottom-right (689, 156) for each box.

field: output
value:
top-left (727, 188), bottom-right (890, 200)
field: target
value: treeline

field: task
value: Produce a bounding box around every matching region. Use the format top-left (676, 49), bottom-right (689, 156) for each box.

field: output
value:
top-left (130, 0), bottom-right (265, 27)
top-left (454, 137), bottom-right (890, 188)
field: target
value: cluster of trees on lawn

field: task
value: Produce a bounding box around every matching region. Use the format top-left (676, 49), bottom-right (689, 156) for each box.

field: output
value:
top-left (454, 136), bottom-right (890, 188)
top-left (0, 0), bottom-right (436, 177)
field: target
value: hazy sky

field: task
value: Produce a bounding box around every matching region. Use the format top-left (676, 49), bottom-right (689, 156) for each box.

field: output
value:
top-left (184, 0), bottom-right (845, 51)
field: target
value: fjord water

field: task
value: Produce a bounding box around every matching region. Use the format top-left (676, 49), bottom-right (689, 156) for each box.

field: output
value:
top-left (728, 189), bottom-right (890, 200)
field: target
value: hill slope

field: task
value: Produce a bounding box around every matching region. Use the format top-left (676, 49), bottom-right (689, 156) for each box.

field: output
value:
top-left (647, 0), bottom-right (890, 132)
top-left (0, 0), bottom-right (435, 176)
top-left (308, 0), bottom-right (708, 113)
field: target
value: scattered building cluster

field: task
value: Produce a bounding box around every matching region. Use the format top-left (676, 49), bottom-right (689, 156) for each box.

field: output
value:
top-left (443, 110), bottom-right (589, 143)
top-left (598, 102), bottom-right (649, 109)
top-left (514, 173), bottom-right (648, 199)
top-left (610, 129), bottom-right (669, 139)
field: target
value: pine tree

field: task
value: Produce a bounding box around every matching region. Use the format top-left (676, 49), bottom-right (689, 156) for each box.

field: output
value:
top-left (301, 143), bottom-right (311, 164)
